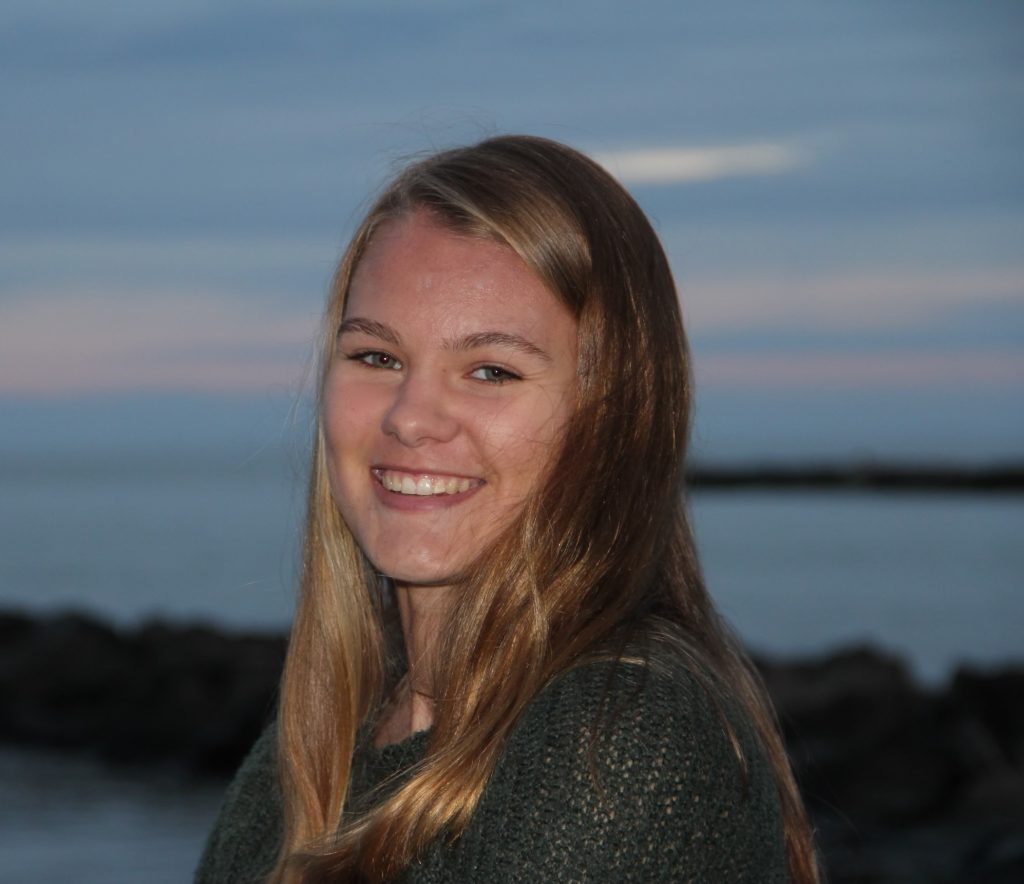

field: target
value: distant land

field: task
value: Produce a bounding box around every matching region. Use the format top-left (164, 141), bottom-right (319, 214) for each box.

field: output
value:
top-left (687, 460), bottom-right (1024, 492)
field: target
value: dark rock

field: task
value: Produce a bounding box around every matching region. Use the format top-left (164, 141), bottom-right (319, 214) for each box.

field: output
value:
top-left (757, 648), bottom-right (1024, 826)
top-left (2, 609), bottom-right (1022, 881)
top-left (758, 646), bottom-right (919, 751)
top-left (951, 667), bottom-right (1024, 768)
top-left (0, 609), bottom-right (285, 774)
top-left (755, 645), bottom-right (1024, 881)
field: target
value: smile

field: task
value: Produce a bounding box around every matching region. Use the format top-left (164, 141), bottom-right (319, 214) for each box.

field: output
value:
top-left (372, 468), bottom-right (483, 496)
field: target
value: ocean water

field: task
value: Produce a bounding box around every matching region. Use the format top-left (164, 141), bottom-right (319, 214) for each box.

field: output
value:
top-left (0, 749), bottom-right (223, 884)
top-left (693, 492), bottom-right (1023, 680)
top-left (1, 445), bottom-right (1021, 682)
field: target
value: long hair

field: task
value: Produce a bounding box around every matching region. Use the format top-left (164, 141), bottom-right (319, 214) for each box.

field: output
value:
top-left (272, 135), bottom-right (819, 882)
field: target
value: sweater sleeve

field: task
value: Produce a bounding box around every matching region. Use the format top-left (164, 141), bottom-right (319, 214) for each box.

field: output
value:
top-left (194, 724), bottom-right (282, 884)
top-left (406, 661), bottom-right (788, 883)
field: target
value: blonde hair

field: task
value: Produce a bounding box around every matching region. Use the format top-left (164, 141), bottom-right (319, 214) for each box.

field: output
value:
top-left (272, 135), bottom-right (820, 882)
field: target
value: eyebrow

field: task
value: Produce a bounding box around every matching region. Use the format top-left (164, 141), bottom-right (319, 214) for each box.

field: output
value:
top-left (338, 318), bottom-right (551, 363)
top-left (337, 317), bottom-right (401, 346)
top-left (447, 331), bottom-right (551, 363)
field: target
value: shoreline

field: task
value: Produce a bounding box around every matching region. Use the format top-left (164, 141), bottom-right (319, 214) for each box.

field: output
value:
top-left (2, 609), bottom-right (1022, 882)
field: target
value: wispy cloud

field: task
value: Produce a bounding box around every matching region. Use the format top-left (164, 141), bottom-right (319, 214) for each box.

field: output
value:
top-left (0, 234), bottom-right (339, 296)
top-left (0, 291), bottom-right (319, 395)
top-left (593, 142), bottom-right (806, 185)
top-left (3, 262), bottom-right (1021, 395)
top-left (679, 267), bottom-right (1024, 331)
top-left (695, 351), bottom-right (1024, 390)
top-left (0, 234), bottom-right (333, 269)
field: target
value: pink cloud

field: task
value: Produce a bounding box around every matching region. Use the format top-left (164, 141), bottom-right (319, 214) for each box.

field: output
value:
top-left (678, 268), bottom-right (1024, 332)
top-left (695, 351), bottom-right (1024, 389)
top-left (0, 291), bottom-right (319, 395)
top-left (3, 277), bottom-right (1021, 395)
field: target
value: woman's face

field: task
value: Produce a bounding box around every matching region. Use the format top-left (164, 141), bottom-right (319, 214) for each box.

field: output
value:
top-left (323, 210), bottom-right (578, 588)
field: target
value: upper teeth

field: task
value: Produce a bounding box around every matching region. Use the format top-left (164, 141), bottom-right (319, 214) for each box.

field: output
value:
top-left (378, 470), bottom-right (475, 496)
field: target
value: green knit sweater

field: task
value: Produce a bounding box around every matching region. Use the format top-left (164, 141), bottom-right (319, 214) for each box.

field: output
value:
top-left (195, 659), bottom-right (789, 882)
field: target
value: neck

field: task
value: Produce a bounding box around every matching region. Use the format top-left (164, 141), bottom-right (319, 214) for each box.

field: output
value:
top-left (395, 581), bottom-right (452, 693)
top-left (375, 581), bottom-right (452, 746)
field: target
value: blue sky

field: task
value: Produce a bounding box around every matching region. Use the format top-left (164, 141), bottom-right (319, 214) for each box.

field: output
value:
top-left (1, 0), bottom-right (1021, 458)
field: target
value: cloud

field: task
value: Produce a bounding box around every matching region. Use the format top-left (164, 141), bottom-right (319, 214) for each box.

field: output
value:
top-left (0, 290), bottom-right (319, 395)
top-left (678, 267), bottom-right (1024, 332)
top-left (4, 264), bottom-right (1022, 395)
top-left (0, 233), bottom-right (331, 269)
top-left (593, 142), bottom-right (806, 185)
top-left (694, 351), bottom-right (1024, 390)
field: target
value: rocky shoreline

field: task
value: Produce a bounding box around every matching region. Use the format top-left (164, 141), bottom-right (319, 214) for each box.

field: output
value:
top-left (2, 609), bottom-right (1021, 882)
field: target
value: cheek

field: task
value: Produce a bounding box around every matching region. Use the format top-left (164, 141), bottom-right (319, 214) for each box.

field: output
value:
top-left (324, 380), bottom-right (379, 450)
top-left (476, 396), bottom-right (572, 492)
top-left (322, 381), bottom-right (384, 502)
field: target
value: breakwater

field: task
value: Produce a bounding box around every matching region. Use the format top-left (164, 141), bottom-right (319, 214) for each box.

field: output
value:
top-left (686, 461), bottom-right (1024, 492)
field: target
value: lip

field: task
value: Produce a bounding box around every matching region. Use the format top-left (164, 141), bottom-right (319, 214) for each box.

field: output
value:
top-left (370, 466), bottom-right (485, 512)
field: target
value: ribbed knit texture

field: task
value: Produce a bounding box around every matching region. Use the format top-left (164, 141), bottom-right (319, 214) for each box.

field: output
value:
top-left (195, 659), bottom-right (789, 882)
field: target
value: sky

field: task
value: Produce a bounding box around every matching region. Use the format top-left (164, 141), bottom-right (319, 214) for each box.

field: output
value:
top-left (1, 0), bottom-right (1022, 460)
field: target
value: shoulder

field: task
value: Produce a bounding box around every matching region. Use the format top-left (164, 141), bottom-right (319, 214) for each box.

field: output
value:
top-left (513, 655), bottom-right (777, 817)
top-left (522, 653), bottom-right (746, 763)
top-left (194, 724), bottom-right (281, 884)
top-left (447, 656), bottom-right (788, 882)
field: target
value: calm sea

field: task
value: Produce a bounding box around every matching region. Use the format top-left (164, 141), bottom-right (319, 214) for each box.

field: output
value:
top-left (0, 748), bottom-right (223, 883)
top-left (1, 449), bottom-right (1020, 682)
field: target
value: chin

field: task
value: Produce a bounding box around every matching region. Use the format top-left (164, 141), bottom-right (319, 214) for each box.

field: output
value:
top-left (370, 551), bottom-right (467, 588)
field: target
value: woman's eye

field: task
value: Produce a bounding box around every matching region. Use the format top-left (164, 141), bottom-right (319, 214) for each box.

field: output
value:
top-left (352, 351), bottom-right (402, 370)
top-left (470, 365), bottom-right (520, 384)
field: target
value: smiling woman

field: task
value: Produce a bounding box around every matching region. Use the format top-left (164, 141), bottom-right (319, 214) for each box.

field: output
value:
top-left (195, 135), bottom-right (821, 883)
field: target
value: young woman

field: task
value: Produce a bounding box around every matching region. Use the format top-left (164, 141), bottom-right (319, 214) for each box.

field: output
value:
top-left (197, 135), bottom-right (820, 883)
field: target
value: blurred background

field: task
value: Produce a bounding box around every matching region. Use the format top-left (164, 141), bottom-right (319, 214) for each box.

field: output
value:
top-left (1, 1), bottom-right (1021, 881)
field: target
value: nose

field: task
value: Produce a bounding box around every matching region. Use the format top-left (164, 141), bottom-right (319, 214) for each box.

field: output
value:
top-left (381, 371), bottom-right (459, 447)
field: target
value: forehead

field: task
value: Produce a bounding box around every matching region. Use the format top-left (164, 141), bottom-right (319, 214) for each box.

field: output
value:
top-left (345, 212), bottom-right (572, 334)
